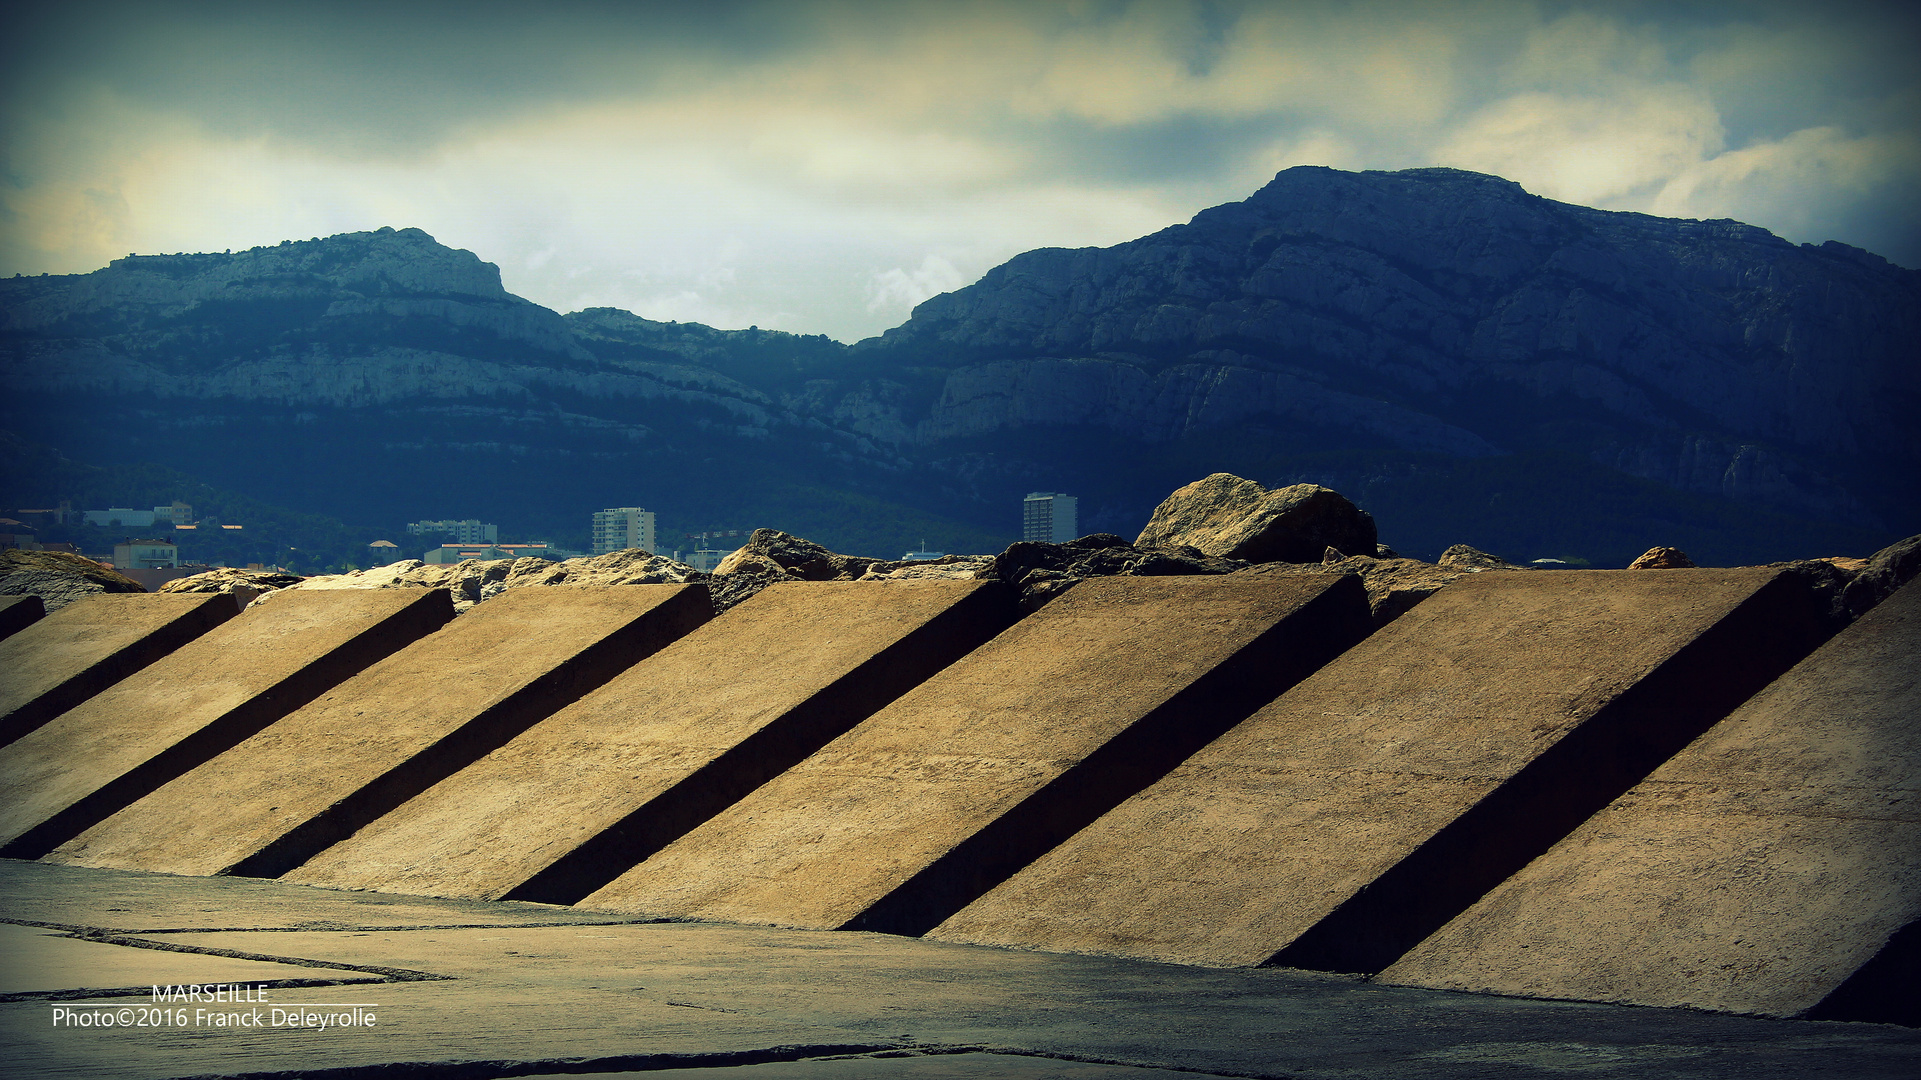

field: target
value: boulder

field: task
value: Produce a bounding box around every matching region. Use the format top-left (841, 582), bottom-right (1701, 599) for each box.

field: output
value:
top-left (1842, 533), bottom-right (1921, 618)
top-left (714, 529), bottom-right (881, 581)
top-left (986, 534), bottom-right (1249, 612)
top-left (1760, 558), bottom-right (1862, 635)
top-left (1437, 544), bottom-right (1526, 571)
top-left (1135, 474), bottom-right (1377, 564)
top-left (858, 554), bottom-right (997, 582)
top-left (158, 567), bottom-right (304, 606)
top-left (1628, 546), bottom-right (1697, 569)
top-left (0, 550), bottom-right (145, 611)
top-left (1244, 554), bottom-right (1474, 627)
top-left (259, 549), bottom-right (706, 614)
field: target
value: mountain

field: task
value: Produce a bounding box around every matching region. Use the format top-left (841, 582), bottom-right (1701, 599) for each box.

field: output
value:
top-left (2, 168), bottom-right (1915, 564)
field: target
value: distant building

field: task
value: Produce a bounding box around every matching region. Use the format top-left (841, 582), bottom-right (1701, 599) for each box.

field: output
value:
top-left (592, 507), bottom-right (657, 555)
top-left (367, 540), bottom-right (403, 565)
top-left (153, 502), bottom-right (194, 526)
top-left (113, 538), bottom-right (178, 569)
top-left (1022, 492), bottom-right (1079, 543)
top-left (423, 542), bottom-right (553, 564)
top-left (407, 519), bottom-right (497, 544)
top-left (684, 549), bottom-right (735, 572)
top-left (85, 508), bottom-right (156, 528)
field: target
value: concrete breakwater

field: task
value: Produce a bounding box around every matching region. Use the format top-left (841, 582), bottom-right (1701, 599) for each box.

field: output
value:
top-left (0, 566), bottom-right (1914, 1026)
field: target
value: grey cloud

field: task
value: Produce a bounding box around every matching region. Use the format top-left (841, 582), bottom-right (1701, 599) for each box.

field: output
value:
top-left (2, 0), bottom-right (1917, 337)
top-left (2, 1), bottom-right (811, 156)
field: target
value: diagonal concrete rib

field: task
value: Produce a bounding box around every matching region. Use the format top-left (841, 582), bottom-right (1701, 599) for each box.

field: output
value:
top-left (0, 589), bottom-right (453, 858)
top-left (1379, 577), bottom-right (1921, 1022)
top-left (0, 595), bottom-right (44, 641)
top-left (283, 580), bottom-right (1018, 903)
top-left (0, 593), bottom-right (236, 747)
top-left (45, 585), bottom-right (711, 880)
top-left (578, 572), bottom-right (1374, 934)
top-left (929, 568), bottom-right (1828, 972)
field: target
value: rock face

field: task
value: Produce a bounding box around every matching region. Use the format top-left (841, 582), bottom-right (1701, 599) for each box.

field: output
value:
top-left (862, 167), bottom-right (1917, 534)
top-left (1135, 474), bottom-right (1377, 563)
top-left (0, 551), bottom-right (144, 611)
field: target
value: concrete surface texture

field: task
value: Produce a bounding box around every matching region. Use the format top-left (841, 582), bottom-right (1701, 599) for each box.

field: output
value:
top-left (283, 580), bottom-right (1016, 903)
top-left (0, 589), bottom-right (454, 859)
top-left (928, 569), bottom-right (1825, 972)
top-left (3, 859), bottom-right (1919, 1080)
top-left (579, 573), bottom-right (1373, 933)
top-left (0, 594), bottom-right (44, 640)
top-left (43, 585), bottom-right (712, 881)
top-left (0, 921), bottom-right (382, 996)
top-left (0, 592), bottom-right (236, 747)
top-left (1379, 576), bottom-right (1921, 1022)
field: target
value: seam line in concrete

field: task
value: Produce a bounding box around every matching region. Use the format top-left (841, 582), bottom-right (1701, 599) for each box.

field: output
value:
top-left (119, 1043), bottom-right (1280, 1080)
top-left (0, 919), bottom-right (448, 983)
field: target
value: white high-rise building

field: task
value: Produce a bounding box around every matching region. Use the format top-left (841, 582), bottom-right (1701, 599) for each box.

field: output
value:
top-left (592, 507), bottom-right (657, 555)
top-left (1022, 492), bottom-right (1079, 543)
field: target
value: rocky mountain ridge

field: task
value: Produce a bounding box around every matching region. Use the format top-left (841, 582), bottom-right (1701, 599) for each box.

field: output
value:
top-left (2, 168), bottom-right (1914, 563)
top-left (850, 168), bottom-right (1916, 528)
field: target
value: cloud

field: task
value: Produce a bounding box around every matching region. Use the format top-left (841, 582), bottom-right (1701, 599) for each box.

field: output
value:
top-left (866, 255), bottom-right (968, 315)
top-left (1436, 85), bottom-right (1726, 206)
top-left (1652, 125), bottom-right (1921, 251)
top-left (3, 0), bottom-right (1918, 341)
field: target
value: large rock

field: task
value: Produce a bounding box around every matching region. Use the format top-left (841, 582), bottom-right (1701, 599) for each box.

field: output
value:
top-left (158, 567), bottom-right (305, 607)
top-left (0, 551), bottom-right (145, 611)
top-left (1437, 544), bottom-right (1527, 571)
top-left (262, 549), bottom-right (706, 614)
top-left (1135, 474), bottom-right (1377, 563)
top-left (987, 533), bottom-right (1247, 612)
top-left (1628, 546), bottom-right (1697, 569)
top-left (713, 529), bottom-right (880, 581)
top-left (1843, 532), bottom-right (1921, 618)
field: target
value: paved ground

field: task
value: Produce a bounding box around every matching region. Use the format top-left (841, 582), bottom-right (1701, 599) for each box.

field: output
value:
top-left (2, 860), bottom-right (1917, 1079)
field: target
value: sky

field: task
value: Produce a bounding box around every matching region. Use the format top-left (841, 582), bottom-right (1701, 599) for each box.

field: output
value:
top-left (3, 0), bottom-right (1917, 342)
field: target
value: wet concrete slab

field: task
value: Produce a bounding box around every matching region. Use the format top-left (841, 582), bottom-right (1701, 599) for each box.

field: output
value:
top-left (1380, 577), bottom-right (1921, 1023)
top-left (0, 594), bottom-right (43, 641)
top-left (0, 593), bottom-right (236, 748)
top-left (284, 580), bottom-right (1015, 903)
top-left (929, 569), bottom-right (1828, 972)
top-left (3, 859), bottom-right (1917, 1080)
top-left (46, 586), bottom-right (711, 880)
top-left (580, 573), bottom-right (1373, 934)
top-left (0, 590), bottom-right (453, 858)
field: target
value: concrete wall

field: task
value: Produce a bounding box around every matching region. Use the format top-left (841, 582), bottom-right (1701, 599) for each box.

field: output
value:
top-left (2, 569), bottom-right (1911, 1024)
